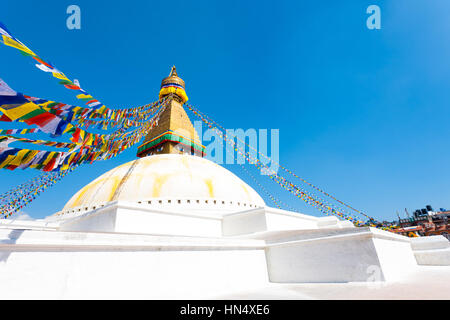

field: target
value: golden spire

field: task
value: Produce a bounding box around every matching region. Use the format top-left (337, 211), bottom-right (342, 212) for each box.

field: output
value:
top-left (136, 67), bottom-right (204, 158)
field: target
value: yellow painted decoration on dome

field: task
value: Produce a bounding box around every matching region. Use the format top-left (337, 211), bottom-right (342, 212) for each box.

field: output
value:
top-left (62, 154), bottom-right (265, 212)
top-left (204, 178), bottom-right (214, 198)
top-left (241, 183), bottom-right (251, 198)
top-left (72, 181), bottom-right (93, 208)
top-left (151, 173), bottom-right (172, 198)
top-left (107, 176), bottom-right (122, 202)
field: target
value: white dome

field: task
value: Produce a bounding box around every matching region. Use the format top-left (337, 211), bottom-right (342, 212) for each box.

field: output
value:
top-left (61, 154), bottom-right (265, 214)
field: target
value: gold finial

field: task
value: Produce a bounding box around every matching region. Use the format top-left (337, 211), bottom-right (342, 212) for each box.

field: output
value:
top-left (169, 66), bottom-right (178, 77)
top-left (161, 66), bottom-right (185, 90)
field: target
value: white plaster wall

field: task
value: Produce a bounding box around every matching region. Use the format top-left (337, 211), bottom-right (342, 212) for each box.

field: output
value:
top-left (59, 209), bottom-right (117, 232)
top-left (316, 216), bottom-right (341, 228)
top-left (55, 204), bottom-right (338, 238)
top-left (222, 208), bottom-right (320, 236)
top-left (265, 213), bottom-right (318, 231)
top-left (115, 208), bottom-right (222, 237)
top-left (372, 238), bottom-right (418, 281)
top-left (59, 206), bottom-right (223, 237)
top-left (222, 211), bottom-right (267, 236)
top-left (0, 249), bottom-right (268, 299)
top-left (410, 235), bottom-right (450, 251)
top-left (338, 220), bottom-right (356, 228)
top-left (265, 235), bottom-right (383, 283)
top-left (413, 248), bottom-right (450, 266)
top-left (410, 237), bottom-right (450, 266)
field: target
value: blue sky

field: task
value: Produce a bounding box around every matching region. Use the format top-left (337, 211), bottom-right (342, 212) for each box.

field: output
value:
top-left (1, 0), bottom-right (450, 221)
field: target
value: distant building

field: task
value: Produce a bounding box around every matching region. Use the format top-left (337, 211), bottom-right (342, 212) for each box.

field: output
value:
top-left (393, 205), bottom-right (450, 240)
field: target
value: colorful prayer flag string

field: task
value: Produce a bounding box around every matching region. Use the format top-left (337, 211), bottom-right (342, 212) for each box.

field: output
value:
top-left (185, 102), bottom-right (383, 226)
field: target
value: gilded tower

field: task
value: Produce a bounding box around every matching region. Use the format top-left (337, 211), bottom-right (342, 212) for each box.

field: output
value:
top-left (137, 67), bottom-right (205, 157)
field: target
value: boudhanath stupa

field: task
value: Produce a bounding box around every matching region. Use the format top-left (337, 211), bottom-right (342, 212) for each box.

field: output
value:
top-left (0, 68), bottom-right (449, 299)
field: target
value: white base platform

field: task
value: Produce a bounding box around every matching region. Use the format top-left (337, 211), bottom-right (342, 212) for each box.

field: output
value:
top-left (0, 202), bottom-right (449, 299)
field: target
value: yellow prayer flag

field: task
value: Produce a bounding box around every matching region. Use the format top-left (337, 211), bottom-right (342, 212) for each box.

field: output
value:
top-left (20, 150), bottom-right (39, 165)
top-left (41, 152), bottom-right (56, 166)
top-left (76, 94), bottom-right (93, 99)
top-left (0, 102), bottom-right (40, 121)
top-left (8, 149), bottom-right (35, 167)
top-left (52, 72), bottom-right (70, 81)
top-left (62, 123), bottom-right (74, 134)
top-left (2, 35), bottom-right (36, 56)
top-left (0, 155), bottom-right (14, 169)
top-left (61, 153), bottom-right (76, 170)
top-left (85, 133), bottom-right (94, 146)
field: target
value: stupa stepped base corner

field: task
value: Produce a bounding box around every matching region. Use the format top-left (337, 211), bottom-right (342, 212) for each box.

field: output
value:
top-left (410, 235), bottom-right (450, 266)
top-left (0, 202), bottom-right (449, 299)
